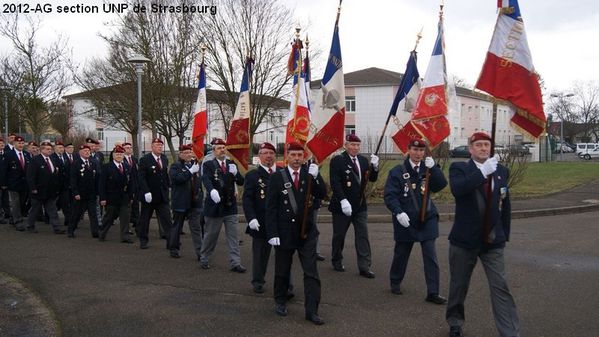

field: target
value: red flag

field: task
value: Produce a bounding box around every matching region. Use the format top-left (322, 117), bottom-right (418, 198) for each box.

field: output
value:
top-left (475, 0), bottom-right (545, 138)
top-left (412, 116), bottom-right (450, 148)
top-left (225, 58), bottom-right (253, 172)
top-left (191, 62), bottom-right (207, 160)
top-left (285, 39), bottom-right (311, 154)
top-left (391, 121), bottom-right (422, 154)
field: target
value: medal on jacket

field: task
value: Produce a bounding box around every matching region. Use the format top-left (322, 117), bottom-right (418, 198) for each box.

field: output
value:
top-left (403, 183), bottom-right (409, 197)
top-left (347, 181), bottom-right (351, 187)
top-left (260, 189), bottom-right (265, 199)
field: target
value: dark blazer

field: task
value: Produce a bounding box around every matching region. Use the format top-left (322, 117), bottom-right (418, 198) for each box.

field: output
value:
top-left (169, 160), bottom-right (203, 211)
top-left (265, 166), bottom-right (327, 249)
top-left (384, 158), bottom-right (447, 242)
top-left (99, 161), bottom-right (133, 206)
top-left (50, 152), bottom-right (68, 191)
top-left (329, 151), bottom-right (378, 214)
top-left (448, 159), bottom-right (511, 250)
top-left (4, 150), bottom-right (31, 192)
top-left (70, 157), bottom-right (99, 199)
top-left (243, 166), bottom-right (277, 238)
top-left (122, 155), bottom-right (139, 193)
top-left (91, 151), bottom-right (105, 165)
top-left (0, 149), bottom-right (8, 187)
top-left (26, 155), bottom-right (62, 200)
top-left (202, 158), bottom-right (244, 217)
top-left (137, 153), bottom-right (170, 204)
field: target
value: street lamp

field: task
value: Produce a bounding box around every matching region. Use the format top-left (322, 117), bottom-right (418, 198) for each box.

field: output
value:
top-left (550, 93), bottom-right (575, 161)
top-left (127, 54), bottom-right (151, 158)
top-left (0, 86), bottom-right (9, 139)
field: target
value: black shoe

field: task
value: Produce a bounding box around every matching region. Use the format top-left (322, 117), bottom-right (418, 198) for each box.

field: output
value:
top-left (26, 227), bottom-right (38, 233)
top-left (0, 219), bottom-right (7, 224)
top-left (316, 253), bottom-right (326, 261)
top-left (121, 238), bottom-right (134, 244)
top-left (92, 233), bottom-right (99, 238)
top-left (160, 235), bottom-right (167, 239)
top-left (140, 242), bottom-right (149, 249)
top-left (305, 313), bottom-right (324, 325)
top-left (449, 326), bottom-right (463, 337)
top-left (286, 290), bottom-right (295, 301)
top-left (127, 230), bottom-right (134, 235)
top-left (170, 250), bottom-right (181, 258)
top-left (359, 270), bottom-right (375, 279)
top-left (275, 304), bottom-right (287, 317)
top-left (67, 232), bottom-right (75, 238)
top-left (425, 294), bottom-right (447, 305)
top-left (54, 229), bottom-right (66, 234)
top-left (391, 285), bottom-right (403, 295)
top-left (180, 230), bottom-right (186, 235)
top-left (16, 227), bottom-right (26, 232)
top-left (332, 264), bottom-right (345, 272)
top-left (253, 285), bottom-right (264, 294)
top-left (200, 263), bottom-right (211, 269)
top-left (231, 265), bottom-right (247, 273)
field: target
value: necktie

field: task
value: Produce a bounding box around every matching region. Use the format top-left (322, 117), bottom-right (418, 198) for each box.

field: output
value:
top-left (128, 157), bottom-right (133, 167)
top-left (118, 163), bottom-right (123, 174)
top-left (156, 157), bottom-right (162, 170)
top-left (221, 161), bottom-right (226, 174)
top-left (68, 154), bottom-right (72, 163)
top-left (19, 152), bottom-right (24, 169)
top-left (85, 160), bottom-right (89, 169)
top-left (268, 167), bottom-right (273, 174)
top-left (414, 165), bottom-right (419, 174)
top-left (293, 171), bottom-right (299, 189)
top-left (45, 157), bottom-right (52, 173)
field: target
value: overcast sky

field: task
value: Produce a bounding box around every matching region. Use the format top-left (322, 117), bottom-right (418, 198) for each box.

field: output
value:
top-left (1, 0), bottom-right (597, 96)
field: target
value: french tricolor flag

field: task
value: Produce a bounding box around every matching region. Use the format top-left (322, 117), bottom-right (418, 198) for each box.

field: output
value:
top-left (225, 58), bottom-right (253, 172)
top-left (285, 39), bottom-right (311, 147)
top-left (191, 62), bottom-right (207, 160)
top-left (307, 9), bottom-right (346, 164)
top-left (476, 0), bottom-right (545, 138)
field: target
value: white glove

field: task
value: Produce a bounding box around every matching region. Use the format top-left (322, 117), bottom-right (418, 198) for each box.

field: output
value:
top-left (370, 154), bottom-right (379, 168)
top-left (268, 237), bottom-right (280, 246)
top-left (308, 163), bottom-right (319, 178)
top-left (228, 163), bottom-right (238, 176)
top-left (480, 157), bottom-right (498, 177)
top-left (425, 157), bottom-right (435, 168)
top-left (248, 219), bottom-right (260, 231)
top-left (396, 212), bottom-right (410, 228)
top-left (340, 198), bottom-right (352, 217)
top-left (188, 163), bottom-right (200, 174)
top-left (210, 189), bottom-right (221, 203)
top-left (144, 192), bottom-right (152, 203)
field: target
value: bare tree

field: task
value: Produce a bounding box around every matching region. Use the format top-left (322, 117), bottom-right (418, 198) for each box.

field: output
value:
top-left (547, 81), bottom-right (599, 142)
top-left (198, 0), bottom-right (294, 139)
top-left (0, 14), bottom-right (72, 141)
top-left (48, 99), bottom-right (74, 140)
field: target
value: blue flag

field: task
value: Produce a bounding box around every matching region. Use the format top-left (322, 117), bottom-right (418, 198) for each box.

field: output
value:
top-left (388, 51), bottom-right (419, 118)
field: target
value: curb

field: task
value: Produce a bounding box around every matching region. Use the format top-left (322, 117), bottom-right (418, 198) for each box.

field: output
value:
top-left (235, 202), bottom-right (599, 224)
top-left (0, 272), bottom-right (60, 337)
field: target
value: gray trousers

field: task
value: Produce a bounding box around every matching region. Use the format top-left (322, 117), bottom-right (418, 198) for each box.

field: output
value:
top-left (100, 200), bottom-right (131, 241)
top-left (200, 214), bottom-right (241, 267)
top-left (169, 207), bottom-right (203, 258)
top-left (251, 237), bottom-right (272, 287)
top-left (331, 211), bottom-right (371, 271)
top-left (446, 245), bottom-right (520, 337)
top-left (26, 197), bottom-right (60, 231)
top-left (8, 190), bottom-right (28, 224)
top-left (390, 239), bottom-right (440, 295)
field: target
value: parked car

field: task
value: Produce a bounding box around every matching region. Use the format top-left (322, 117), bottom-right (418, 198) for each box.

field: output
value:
top-left (554, 142), bottom-right (575, 153)
top-left (449, 145), bottom-right (470, 158)
top-left (507, 144), bottom-right (531, 156)
top-left (576, 143), bottom-right (599, 160)
top-left (493, 145), bottom-right (507, 154)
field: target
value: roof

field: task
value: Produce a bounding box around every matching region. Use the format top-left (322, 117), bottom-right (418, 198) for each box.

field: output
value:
top-left (63, 83), bottom-right (289, 109)
top-left (311, 67), bottom-right (404, 88)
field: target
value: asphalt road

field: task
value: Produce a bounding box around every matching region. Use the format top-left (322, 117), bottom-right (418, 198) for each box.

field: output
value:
top-left (1, 211), bottom-right (598, 337)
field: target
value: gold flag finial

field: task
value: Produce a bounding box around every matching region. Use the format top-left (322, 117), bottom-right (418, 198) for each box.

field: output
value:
top-left (414, 27), bottom-right (423, 51)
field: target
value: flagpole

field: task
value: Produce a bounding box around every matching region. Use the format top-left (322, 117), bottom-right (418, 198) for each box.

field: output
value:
top-left (482, 101), bottom-right (498, 244)
top-left (246, 52), bottom-right (253, 172)
top-left (419, 3), bottom-right (444, 223)
top-left (373, 30), bottom-right (423, 156)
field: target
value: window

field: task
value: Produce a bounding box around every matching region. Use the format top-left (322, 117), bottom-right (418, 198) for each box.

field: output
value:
top-left (96, 128), bottom-right (104, 141)
top-left (345, 126), bottom-right (355, 135)
top-left (97, 107), bottom-right (104, 118)
top-left (345, 96), bottom-right (356, 112)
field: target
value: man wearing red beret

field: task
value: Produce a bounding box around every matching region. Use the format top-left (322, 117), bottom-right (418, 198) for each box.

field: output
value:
top-left (446, 132), bottom-right (519, 337)
top-left (137, 137), bottom-right (172, 249)
top-left (5, 135), bottom-right (31, 229)
top-left (328, 134), bottom-right (379, 278)
top-left (25, 142), bottom-right (65, 234)
top-left (51, 140), bottom-right (71, 229)
top-left (199, 137), bottom-right (246, 272)
top-left (68, 144), bottom-right (100, 238)
top-left (167, 144), bottom-right (203, 259)
top-left (265, 142), bottom-right (327, 324)
top-left (0, 137), bottom-right (11, 224)
top-left (242, 142), bottom-right (279, 293)
top-left (384, 138), bottom-right (448, 303)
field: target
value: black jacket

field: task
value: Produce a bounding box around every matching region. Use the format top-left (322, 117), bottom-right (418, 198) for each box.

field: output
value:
top-left (4, 150), bottom-right (31, 192)
top-left (202, 158), bottom-right (244, 217)
top-left (265, 166), bottom-right (326, 249)
top-left (137, 153), bottom-right (170, 204)
top-left (169, 160), bottom-right (203, 211)
top-left (123, 155), bottom-right (139, 193)
top-left (243, 166), bottom-right (277, 238)
top-left (70, 157), bottom-right (99, 199)
top-left (99, 161), bottom-right (133, 206)
top-left (26, 154), bottom-right (62, 200)
top-left (329, 151), bottom-right (378, 214)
